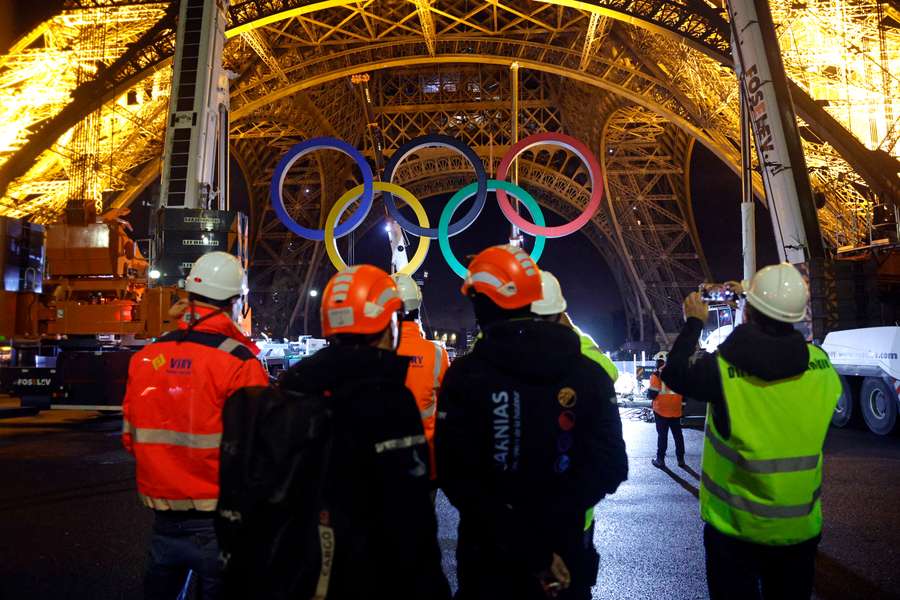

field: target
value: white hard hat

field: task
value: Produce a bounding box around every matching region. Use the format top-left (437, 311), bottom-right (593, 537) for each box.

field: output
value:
top-left (744, 263), bottom-right (808, 323)
top-left (531, 271), bottom-right (567, 316)
top-left (185, 252), bottom-right (246, 301)
top-left (391, 272), bottom-right (422, 313)
top-left (653, 351), bottom-right (668, 361)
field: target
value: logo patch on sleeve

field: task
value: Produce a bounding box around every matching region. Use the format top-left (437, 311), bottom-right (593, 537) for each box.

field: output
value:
top-left (151, 353), bottom-right (166, 371)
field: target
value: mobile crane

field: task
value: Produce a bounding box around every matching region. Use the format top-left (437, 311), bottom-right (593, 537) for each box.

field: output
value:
top-left (0, 0), bottom-right (247, 411)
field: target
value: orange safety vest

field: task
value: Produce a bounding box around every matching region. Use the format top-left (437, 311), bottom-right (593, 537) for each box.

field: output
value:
top-left (122, 306), bottom-right (270, 511)
top-left (396, 321), bottom-right (448, 479)
top-left (649, 372), bottom-right (683, 418)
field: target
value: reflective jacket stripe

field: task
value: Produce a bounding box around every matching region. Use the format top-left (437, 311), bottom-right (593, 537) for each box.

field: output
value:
top-left (704, 428), bottom-right (820, 473)
top-left (432, 344), bottom-right (442, 389)
top-left (374, 434), bottom-right (426, 454)
top-left (701, 472), bottom-right (821, 518)
top-left (138, 493), bottom-right (217, 511)
top-left (134, 428), bottom-right (222, 449)
top-left (417, 343), bottom-right (442, 420)
top-left (123, 419), bottom-right (134, 435)
top-left (217, 338), bottom-right (241, 354)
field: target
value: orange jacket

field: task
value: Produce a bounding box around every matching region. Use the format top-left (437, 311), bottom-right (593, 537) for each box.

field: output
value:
top-left (396, 321), bottom-right (449, 479)
top-left (649, 372), bottom-right (683, 418)
top-left (122, 306), bottom-right (269, 511)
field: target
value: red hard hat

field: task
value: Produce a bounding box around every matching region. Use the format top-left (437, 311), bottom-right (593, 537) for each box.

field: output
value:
top-left (321, 265), bottom-right (403, 337)
top-left (460, 245), bottom-right (542, 309)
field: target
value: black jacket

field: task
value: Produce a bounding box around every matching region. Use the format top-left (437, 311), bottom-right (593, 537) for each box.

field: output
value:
top-left (276, 344), bottom-right (450, 600)
top-left (436, 319), bottom-right (627, 582)
top-left (662, 318), bottom-right (810, 438)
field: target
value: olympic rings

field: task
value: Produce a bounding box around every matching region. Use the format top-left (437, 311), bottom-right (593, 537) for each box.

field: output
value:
top-left (495, 132), bottom-right (604, 238)
top-left (439, 180), bottom-right (547, 278)
top-left (270, 132), bottom-right (605, 274)
top-left (271, 137), bottom-right (374, 241)
top-left (382, 134), bottom-right (489, 239)
top-left (324, 182), bottom-right (430, 276)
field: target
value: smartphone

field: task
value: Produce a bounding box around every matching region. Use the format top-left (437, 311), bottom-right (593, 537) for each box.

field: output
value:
top-left (700, 284), bottom-right (739, 303)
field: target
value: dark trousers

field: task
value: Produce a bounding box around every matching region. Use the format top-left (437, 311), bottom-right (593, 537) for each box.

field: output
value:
top-left (654, 413), bottom-right (685, 461)
top-left (145, 511), bottom-right (222, 600)
top-left (455, 517), bottom-right (598, 600)
top-left (704, 524), bottom-right (820, 600)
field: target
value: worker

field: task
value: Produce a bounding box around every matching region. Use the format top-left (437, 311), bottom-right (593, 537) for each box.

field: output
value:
top-left (392, 272), bottom-right (449, 481)
top-left (277, 265), bottom-right (450, 599)
top-left (436, 245), bottom-right (628, 600)
top-left (122, 251), bottom-right (269, 600)
top-left (531, 270), bottom-right (618, 382)
top-left (647, 351), bottom-right (686, 469)
top-left (661, 263), bottom-right (841, 599)
top-left (530, 269), bottom-right (618, 534)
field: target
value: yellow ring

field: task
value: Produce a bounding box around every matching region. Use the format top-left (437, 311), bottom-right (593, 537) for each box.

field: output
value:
top-left (324, 181), bottom-right (430, 276)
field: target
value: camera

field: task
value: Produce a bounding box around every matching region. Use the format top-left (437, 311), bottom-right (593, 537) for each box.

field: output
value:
top-left (699, 283), bottom-right (741, 303)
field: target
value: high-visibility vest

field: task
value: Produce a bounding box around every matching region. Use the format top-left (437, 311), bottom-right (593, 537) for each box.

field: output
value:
top-left (397, 321), bottom-right (448, 479)
top-left (572, 324), bottom-right (618, 383)
top-left (700, 345), bottom-right (840, 545)
top-left (649, 373), bottom-right (682, 417)
top-left (122, 309), bottom-right (270, 511)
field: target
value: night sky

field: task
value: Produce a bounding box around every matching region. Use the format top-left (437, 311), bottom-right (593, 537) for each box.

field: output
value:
top-left (5, 3), bottom-right (782, 349)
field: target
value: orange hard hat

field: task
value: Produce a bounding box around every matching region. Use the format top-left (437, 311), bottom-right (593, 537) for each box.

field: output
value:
top-left (321, 265), bottom-right (403, 337)
top-left (460, 245), bottom-right (542, 309)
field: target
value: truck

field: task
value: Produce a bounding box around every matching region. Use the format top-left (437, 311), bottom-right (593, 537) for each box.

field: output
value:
top-left (822, 326), bottom-right (900, 435)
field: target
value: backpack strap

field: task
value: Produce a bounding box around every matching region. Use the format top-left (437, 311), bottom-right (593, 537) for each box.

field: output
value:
top-left (158, 330), bottom-right (256, 361)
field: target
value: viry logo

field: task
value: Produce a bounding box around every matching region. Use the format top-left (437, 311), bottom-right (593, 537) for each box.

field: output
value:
top-left (169, 358), bottom-right (192, 371)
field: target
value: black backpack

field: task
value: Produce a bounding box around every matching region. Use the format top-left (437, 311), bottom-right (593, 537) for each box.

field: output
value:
top-left (216, 385), bottom-right (345, 600)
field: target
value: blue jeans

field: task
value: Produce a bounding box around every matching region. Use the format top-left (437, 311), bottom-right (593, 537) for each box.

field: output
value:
top-left (144, 511), bottom-right (221, 600)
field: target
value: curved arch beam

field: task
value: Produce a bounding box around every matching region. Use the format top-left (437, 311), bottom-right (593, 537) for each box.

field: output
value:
top-left (1, 0), bottom-right (893, 206)
top-left (231, 53), bottom-right (746, 183)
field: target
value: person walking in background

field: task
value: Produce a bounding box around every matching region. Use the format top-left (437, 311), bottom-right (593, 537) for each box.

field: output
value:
top-left (662, 263), bottom-right (841, 600)
top-left (647, 351), bottom-right (686, 469)
top-left (392, 272), bottom-right (449, 482)
top-left (122, 252), bottom-right (269, 600)
top-left (437, 246), bottom-right (627, 600)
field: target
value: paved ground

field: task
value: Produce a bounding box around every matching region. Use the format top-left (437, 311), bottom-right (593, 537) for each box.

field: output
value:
top-left (0, 408), bottom-right (898, 600)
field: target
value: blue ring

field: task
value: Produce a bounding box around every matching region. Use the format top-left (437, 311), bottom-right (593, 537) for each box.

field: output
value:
top-left (382, 134), bottom-right (488, 239)
top-left (270, 137), bottom-right (374, 241)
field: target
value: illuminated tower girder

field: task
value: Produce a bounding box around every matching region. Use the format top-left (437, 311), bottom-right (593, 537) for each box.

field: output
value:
top-left (0, 0), bottom-right (897, 340)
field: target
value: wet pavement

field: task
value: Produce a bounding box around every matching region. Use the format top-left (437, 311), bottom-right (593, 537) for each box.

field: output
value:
top-left (0, 408), bottom-right (898, 599)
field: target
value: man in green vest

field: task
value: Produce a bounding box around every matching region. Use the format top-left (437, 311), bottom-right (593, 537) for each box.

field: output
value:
top-left (661, 263), bottom-right (841, 600)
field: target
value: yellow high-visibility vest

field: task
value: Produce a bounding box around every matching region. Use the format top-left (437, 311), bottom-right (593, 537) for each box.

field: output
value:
top-left (700, 345), bottom-right (840, 545)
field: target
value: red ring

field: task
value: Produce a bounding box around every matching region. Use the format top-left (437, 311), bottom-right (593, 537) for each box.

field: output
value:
top-left (496, 132), bottom-right (604, 238)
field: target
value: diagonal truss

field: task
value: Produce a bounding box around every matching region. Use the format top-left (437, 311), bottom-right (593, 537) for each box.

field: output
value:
top-left (602, 105), bottom-right (710, 339)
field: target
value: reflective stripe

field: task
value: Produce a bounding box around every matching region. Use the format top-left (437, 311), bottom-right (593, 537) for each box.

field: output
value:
top-left (139, 493), bottom-right (217, 511)
top-left (467, 271), bottom-right (503, 289)
top-left (701, 472), bottom-right (821, 518)
top-left (217, 338), bottom-right (241, 355)
top-left (706, 429), bottom-right (820, 474)
top-left (432, 344), bottom-right (442, 389)
top-left (374, 287), bottom-right (399, 307)
top-left (134, 427), bottom-right (222, 449)
top-left (122, 419), bottom-right (134, 435)
top-left (374, 434), bottom-right (426, 454)
top-left (420, 402), bottom-right (436, 419)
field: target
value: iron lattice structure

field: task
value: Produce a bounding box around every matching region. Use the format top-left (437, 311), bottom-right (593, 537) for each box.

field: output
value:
top-left (0, 0), bottom-right (898, 341)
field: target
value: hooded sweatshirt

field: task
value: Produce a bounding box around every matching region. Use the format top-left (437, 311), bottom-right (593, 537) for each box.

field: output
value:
top-left (662, 317), bottom-right (810, 438)
top-left (436, 318), bottom-right (627, 575)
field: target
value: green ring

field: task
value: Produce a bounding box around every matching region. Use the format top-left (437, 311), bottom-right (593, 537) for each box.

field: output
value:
top-left (439, 179), bottom-right (547, 278)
